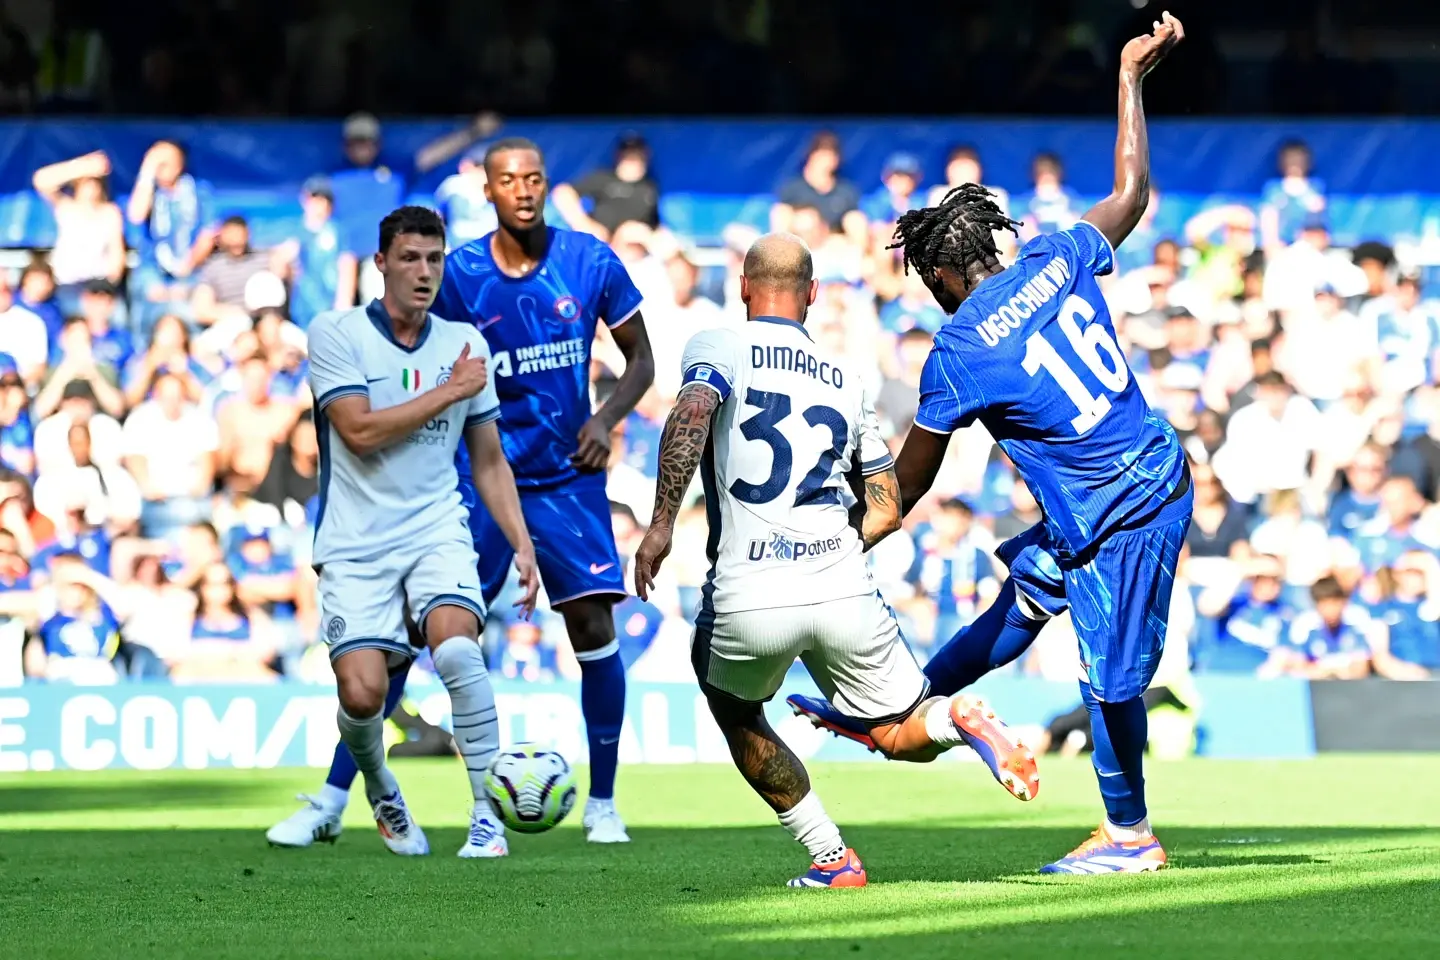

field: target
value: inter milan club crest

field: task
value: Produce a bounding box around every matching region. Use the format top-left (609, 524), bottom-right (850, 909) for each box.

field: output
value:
top-left (437, 366), bottom-right (452, 387)
top-left (326, 616), bottom-right (346, 641)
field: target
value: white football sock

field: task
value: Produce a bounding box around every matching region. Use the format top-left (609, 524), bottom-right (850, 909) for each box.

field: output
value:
top-left (1105, 816), bottom-right (1153, 842)
top-left (777, 791), bottom-right (846, 864)
top-left (585, 796), bottom-right (616, 817)
top-left (336, 707), bottom-right (399, 804)
top-left (924, 698), bottom-right (966, 748)
top-left (318, 783), bottom-right (349, 811)
top-left (432, 636), bottom-right (501, 812)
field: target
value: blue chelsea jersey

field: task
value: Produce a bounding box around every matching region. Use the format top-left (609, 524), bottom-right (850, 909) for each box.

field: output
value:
top-left (433, 228), bottom-right (644, 489)
top-left (915, 221), bottom-right (1184, 555)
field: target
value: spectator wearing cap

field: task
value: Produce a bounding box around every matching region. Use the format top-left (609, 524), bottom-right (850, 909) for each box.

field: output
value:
top-left (120, 372), bottom-right (218, 538)
top-left (771, 132), bottom-right (867, 248)
top-left (329, 110), bottom-right (499, 301)
top-left (31, 150), bottom-right (126, 309)
top-left (272, 177), bottom-right (355, 331)
top-left (862, 152), bottom-right (923, 242)
top-left (434, 144), bottom-right (500, 249)
top-left (127, 140), bottom-right (215, 335)
top-left (1361, 270), bottom-right (1439, 396)
top-left (0, 270), bottom-right (48, 389)
top-left (1260, 140), bottom-right (1326, 252)
top-left (1018, 152), bottom-right (1080, 238)
top-left (33, 378), bottom-right (122, 478)
top-left (33, 318), bottom-right (126, 423)
top-left (552, 132), bottom-right (661, 242)
top-left (0, 367), bottom-right (32, 477)
top-left (1282, 282), bottom-right (1379, 405)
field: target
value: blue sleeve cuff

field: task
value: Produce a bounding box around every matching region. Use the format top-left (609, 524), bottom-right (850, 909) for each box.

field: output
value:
top-left (683, 364), bottom-right (732, 402)
top-left (465, 407), bottom-right (501, 429)
top-left (317, 384), bottom-right (367, 410)
top-left (859, 454), bottom-right (894, 476)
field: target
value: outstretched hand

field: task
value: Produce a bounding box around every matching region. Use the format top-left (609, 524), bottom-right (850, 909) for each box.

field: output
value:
top-left (1120, 10), bottom-right (1184, 79)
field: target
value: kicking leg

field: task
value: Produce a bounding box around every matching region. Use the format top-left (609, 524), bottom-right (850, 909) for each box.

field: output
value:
top-left (865, 694), bottom-right (1041, 801)
top-left (706, 692), bottom-right (866, 889)
top-left (423, 603), bottom-right (507, 859)
top-left (558, 597), bottom-right (630, 843)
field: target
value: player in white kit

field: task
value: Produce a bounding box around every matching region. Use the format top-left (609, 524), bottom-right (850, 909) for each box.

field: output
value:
top-left (308, 205), bottom-right (539, 859)
top-left (632, 233), bottom-right (1039, 888)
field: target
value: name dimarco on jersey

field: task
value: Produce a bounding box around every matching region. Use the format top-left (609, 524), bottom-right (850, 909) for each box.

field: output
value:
top-left (493, 337), bottom-right (586, 377)
top-left (974, 255), bottom-right (1072, 347)
top-left (751, 344), bottom-right (844, 389)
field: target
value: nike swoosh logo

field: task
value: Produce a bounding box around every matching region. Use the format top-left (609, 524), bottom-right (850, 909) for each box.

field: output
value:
top-left (598, 736), bottom-right (620, 745)
top-left (589, 563), bottom-right (615, 574)
top-left (457, 583), bottom-right (469, 590)
top-left (476, 314), bottom-right (504, 331)
top-left (366, 377), bottom-right (387, 384)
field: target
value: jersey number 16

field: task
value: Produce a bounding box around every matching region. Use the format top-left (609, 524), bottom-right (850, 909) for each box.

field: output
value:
top-left (1020, 294), bottom-right (1129, 435)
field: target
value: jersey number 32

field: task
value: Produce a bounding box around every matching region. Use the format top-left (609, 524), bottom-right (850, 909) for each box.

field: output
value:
top-left (729, 389), bottom-right (847, 507)
top-left (1020, 294), bottom-right (1129, 435)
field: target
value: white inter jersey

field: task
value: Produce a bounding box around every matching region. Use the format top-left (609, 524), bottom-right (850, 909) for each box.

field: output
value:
top-left (308, 302), bottom-right (500, 566)
top-left (681, 316), bottom-right (894, 615)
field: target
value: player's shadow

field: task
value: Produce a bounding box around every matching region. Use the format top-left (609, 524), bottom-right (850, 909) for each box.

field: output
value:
top-left (0, 776), bottom-right (280, 814)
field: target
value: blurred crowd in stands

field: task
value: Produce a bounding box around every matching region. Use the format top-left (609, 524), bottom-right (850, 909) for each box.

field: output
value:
top-left (2, 117), bottom-right (1439, 691)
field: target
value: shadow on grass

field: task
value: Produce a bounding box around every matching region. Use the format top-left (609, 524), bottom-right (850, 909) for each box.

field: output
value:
top-left (0, 775), bottom-right (284, 814)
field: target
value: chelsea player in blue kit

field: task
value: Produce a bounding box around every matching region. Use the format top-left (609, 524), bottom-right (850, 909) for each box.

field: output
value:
top-left (266, 139), bottom-right (653, 850)
top-left (791, 13), bottom-right (1188, 874)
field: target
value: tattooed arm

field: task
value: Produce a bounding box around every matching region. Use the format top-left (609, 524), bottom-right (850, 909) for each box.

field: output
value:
top-left (860, 466), bottom-right (903, 552)
top-left (633, 382), bottom-right (721, 599)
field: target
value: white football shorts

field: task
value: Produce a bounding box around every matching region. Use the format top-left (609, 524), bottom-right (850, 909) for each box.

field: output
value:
top-left (318, 529), bottom-right (485, 664)
top-left (693, 591), bottom-right (930, 724)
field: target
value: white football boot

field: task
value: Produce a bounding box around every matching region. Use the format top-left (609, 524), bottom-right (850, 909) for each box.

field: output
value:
top-left (266, 794), bottom-right (344, 848)
top-left (457, 811), bottom-right (509, 858)
top-left (371, 791), bottom-right (430, 856)
top-left (584, 800), bottom-right (631, 844)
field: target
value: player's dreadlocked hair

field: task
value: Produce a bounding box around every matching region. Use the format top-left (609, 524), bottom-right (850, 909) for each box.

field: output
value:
top-left (888, 184), bottom-right (1023, 288)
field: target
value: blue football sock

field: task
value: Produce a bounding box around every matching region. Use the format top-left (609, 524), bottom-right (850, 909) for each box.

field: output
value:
top-left (576, 641), bottom-right (626, 801)
top-left (923, 579), bottom-right (1048, 696)
top-left (1081, 681), bottom-right (1148, 827)
top-left (325, 668), bottom-right (407, 792)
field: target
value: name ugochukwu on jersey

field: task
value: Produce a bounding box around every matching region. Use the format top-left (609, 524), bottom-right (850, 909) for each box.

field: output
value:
top-left (914, 221), bottom-right (1184, 556)
top-left (681, 317), bottom-right (895, 615)
top-left (432, 227), bottom-right (644, 490)
top-left (307, 302), bottom-right (501, 566)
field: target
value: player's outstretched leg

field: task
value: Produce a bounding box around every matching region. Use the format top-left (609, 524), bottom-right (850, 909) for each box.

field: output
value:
top-left (268, 660), bottom-right (409, 847)
top-left (560, 599), bottom-right (630, 844)
top-left (708, 693), bottom-right (866, 889)
top-left (868, 694), bottom-right (1041, 802)
top-left (422, 605), bottom-right (507, 858)
top-left (1041, 682), bottom-right (1165, 874)
top-left (333, 648), bottom-right (428, 856)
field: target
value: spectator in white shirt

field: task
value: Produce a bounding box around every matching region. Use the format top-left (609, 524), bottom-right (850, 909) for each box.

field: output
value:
top-left (33, 380), bottom-right (124, 476)
top-left (120, 372), bottom-right (218, 538)
top-left (1282, 283), bottom-right (1381, 403)
top-left (1262, 219), bottom-right (1367, 313)
top-left (650, 250), bottom-right (727, 398)
top-left (0, 271), bottom-right (49, 388)
top-left (1212, 371), bottom-right (1323, 504)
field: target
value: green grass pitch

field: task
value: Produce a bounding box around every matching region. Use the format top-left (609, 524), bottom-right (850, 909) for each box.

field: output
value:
top-left (2, 756), bottom-right (1438, 959)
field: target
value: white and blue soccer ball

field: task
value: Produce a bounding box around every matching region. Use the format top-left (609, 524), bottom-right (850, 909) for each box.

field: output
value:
top-left (484, 743), bottom-right (577, 833)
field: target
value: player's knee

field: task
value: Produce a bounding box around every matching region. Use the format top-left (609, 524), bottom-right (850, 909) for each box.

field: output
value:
top-left (423, 605), bottom-right (480, 648)
top-left (337, 671), bottom-right (389, 718)
top-left (563, 605), bottom-right (614, 654)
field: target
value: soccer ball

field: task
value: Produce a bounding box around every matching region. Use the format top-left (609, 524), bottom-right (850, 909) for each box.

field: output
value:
top-left (484, 743), bottom-right (577, 833)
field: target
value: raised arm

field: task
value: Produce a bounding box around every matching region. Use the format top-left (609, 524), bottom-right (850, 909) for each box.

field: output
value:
top-left (633, 382), bottom-right (719, 600)
top-left (1081, 12), bottom-right (1184, 251)
top-left (32, 151), bottom-right (110, 204)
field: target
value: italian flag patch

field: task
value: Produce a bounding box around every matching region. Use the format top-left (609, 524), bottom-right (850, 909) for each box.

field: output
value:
top-left (400, 368), bottom-right (423, 393)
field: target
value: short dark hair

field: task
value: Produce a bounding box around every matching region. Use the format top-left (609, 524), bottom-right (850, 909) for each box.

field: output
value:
top-left (1254, 370), bottom-right (1290, 390)
top-left (221, 214), bottom-right (248, 229)
top-left (1280, 139), bottom-right (1311, 157)
top-left (939, 497), bottom-right (974, 517)
top-left (947, 144), bottom-right (979, 165)
top-left (61, 315), bottom-right (88, 332)
top-left (483, 137), bottom-right (545, 174)
top-left (899, 328), bottom-right (934, 347)
top-left (1311, 576), bottom-right (1346, 604)
top-left (378, 205), bottom-right (446, 255)
top-left (609, 500), bottom-right (638, 527)
top-left (889, 184), bottom-right (1023, 290)
top-left (20, 259), bottom-right (53, 282)
top-left (1033, 151), bottom-right (1063, 173)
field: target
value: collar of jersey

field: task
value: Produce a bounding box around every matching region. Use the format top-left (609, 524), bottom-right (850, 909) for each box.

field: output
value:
top-left (366, 299), bottom-right (431, 353)
top-left (752, 315), bottom-right (812, 340)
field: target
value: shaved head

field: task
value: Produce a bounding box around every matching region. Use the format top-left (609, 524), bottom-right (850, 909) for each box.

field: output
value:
top-left (743, 233), bottom-right (813, 292)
